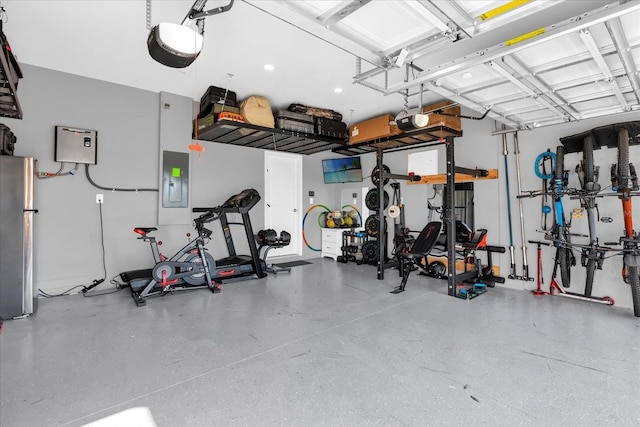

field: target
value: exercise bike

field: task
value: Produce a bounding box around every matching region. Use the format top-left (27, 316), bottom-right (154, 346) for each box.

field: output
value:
top-left (124, 211), bottom-right (221, 306)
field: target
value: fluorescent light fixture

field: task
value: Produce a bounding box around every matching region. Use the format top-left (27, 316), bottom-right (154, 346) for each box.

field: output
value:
top-left (462, 72), bottom-right (473, 79)
top-left (264, 64), bottom-right (275, 71)
top-left (334, 87), bottom-right (343, 93)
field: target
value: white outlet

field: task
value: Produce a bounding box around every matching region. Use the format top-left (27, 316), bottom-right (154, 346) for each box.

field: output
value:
top-left (96, 194), bottom-right (103, 204)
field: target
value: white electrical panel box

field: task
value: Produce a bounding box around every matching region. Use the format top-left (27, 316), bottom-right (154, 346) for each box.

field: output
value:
top-left (54, 126), bottom-right (98, 164)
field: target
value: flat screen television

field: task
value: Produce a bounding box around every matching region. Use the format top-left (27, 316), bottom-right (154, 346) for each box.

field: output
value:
top-left (322, 156), bottom-right (363, 184)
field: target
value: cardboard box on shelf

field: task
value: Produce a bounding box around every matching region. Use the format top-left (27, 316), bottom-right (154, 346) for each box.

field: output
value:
top-left (349, 114), bottom-right (401, 144)
top-left (421, 101), bottom-right (462, 131)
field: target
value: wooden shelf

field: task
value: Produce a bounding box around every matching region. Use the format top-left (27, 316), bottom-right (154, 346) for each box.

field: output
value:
top-left (332, 126), bottom-right (462, 156)
top-left (408, 168), bottom-right (499, 185)
top-left (194, 121), bottom-right (347, 155)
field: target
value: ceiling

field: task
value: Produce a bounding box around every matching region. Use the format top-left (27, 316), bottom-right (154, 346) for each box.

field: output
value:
top-left (2, 0), bottom-right (639, 130)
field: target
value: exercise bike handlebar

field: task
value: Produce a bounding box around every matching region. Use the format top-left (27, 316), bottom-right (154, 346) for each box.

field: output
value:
top-left (194, 209), bottom-right (221, 224)
top-left (192, 220), bottom-right (213, 239)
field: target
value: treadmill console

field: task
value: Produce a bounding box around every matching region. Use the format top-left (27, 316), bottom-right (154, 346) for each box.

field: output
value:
top-left (221, 188), bottom-right (261, 210)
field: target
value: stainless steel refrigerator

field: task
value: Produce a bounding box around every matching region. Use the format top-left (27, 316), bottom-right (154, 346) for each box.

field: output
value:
top-left (0, 155), bottom-right (37, 319)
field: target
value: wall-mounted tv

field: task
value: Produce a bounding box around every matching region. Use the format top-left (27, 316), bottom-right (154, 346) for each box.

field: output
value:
top-left (322, 156), bottom-right (363, 184)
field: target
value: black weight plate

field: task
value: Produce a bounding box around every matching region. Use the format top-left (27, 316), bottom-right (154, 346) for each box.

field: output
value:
top-left (365, 188), bottom-right (390, 211)
top-left (365, 215), bottom-right (379, 237)
top-left (361, 241), bottom-right (379, 264)
top-left (364, 214), bottom-right (387, 237)
top-left (371, 164), bottom-right (391, 186)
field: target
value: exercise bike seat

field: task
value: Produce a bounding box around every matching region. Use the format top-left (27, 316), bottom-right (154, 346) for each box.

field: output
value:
top-left (133, 227), bottom-right (157, 236)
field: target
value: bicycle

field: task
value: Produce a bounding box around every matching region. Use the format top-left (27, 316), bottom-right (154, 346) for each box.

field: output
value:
top-left (518, 145), bottom-right (576, 288)
top-left (609, 127), bottom-right (640, 317)
top-left (522, 145), bottom-right (576, 287)
top-left (573, 135), bottom-right (607, 297)
top-left (552, 145), bottom-right (578, 287)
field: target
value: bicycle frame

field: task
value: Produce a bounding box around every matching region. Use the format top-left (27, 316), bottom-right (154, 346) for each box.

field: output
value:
top-left (550, 146), bottom-right (575, 289)
top-left (614, 189), bottom-right (640, 317)
top-left (573, 135), bottom-right (606, 297)
top-left (611, 126), bottom-right (640, 316)
top-left (518, 146), bottom-right (575, 289)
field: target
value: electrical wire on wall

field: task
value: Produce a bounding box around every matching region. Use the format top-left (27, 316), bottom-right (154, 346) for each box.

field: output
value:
top-left (34, 160), bottom-right (79, 179)
top-left (38, 201), bottom-right (113, 297)
top-left (81, 201), bottom-right (108, 296)
top-left (84, 164), bottom-right (158, 192)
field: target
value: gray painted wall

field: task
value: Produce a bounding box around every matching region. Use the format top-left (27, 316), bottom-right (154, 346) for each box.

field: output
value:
top-left (4, 64), bottom-right (270, 294)
top-left (3, 64), bottom-right (639, 311)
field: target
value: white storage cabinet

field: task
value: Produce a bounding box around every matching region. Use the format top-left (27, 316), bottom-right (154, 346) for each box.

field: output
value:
top-left (321, 228), bottom-right (345, 261)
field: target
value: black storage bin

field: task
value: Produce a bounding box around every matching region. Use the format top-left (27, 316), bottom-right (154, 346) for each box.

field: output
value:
top-left (199, 85), bottom-right (237, 117)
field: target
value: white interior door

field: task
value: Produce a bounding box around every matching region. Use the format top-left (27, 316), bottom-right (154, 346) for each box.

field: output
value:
top-left (264, 151), bottom-right (302, 257)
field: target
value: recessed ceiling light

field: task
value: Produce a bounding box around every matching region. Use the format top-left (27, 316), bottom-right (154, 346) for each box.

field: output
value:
top-left (462, 72), bottom-right (473, 79)
top-left (334, 88), bottom-right (343, 93)
top-left (264, 64), bottom-right (275, 71)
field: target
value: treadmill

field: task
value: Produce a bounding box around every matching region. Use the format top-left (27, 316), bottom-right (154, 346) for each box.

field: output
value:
top-left (193, 189), bottom-right (267, 283)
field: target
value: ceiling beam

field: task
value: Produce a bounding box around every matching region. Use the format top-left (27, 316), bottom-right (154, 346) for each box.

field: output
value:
top-left (606, 17), bottom-right (640, 104)
top-left (505, 54), bottom-right (581, 120)
top-left (317, 0), bottom-right (371, 27)
top-left (578, 28), bottom-right (629, 110)
top-left (488, 60), bottom-right (572, 121)
top-left (384, 0), bottom-right (639, 95)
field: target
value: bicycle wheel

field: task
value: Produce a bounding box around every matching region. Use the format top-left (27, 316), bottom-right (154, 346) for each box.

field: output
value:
top-left (629, 266), bottom-right (640, 317)
top-left (582, 135), bottom-right (597, 297)
top-left (584, 258), bottom-right (596, 297)
top-left (555, 145), bottom-right (564, 181)
top-left (583, 135), bottom-right (595, 184)
top-left (618, 128), bottom-right (629, 189)
top-left (558, 245), bottom-right (571, 288)
top-left (554, 146), bottom-right (571, 287)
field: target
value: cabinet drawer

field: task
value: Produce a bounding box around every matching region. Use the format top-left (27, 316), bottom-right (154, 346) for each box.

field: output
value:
top-left (322, 241), bottom-right (339, 255)
top-left (322, 229), bottom-right (343, 244)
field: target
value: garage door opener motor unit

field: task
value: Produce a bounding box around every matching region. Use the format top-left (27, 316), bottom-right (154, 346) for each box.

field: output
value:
top-left (147, 0), bottom-right (234, 68)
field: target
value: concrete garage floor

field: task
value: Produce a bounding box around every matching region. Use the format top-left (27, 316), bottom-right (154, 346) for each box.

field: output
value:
top-left (1, 258), bottom-right (639, 426)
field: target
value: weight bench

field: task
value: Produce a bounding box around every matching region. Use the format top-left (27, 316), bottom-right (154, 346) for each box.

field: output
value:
top-left (256, 229), bottom-right (292, 274)
top-left (391, 221), bottom-right (443, 294)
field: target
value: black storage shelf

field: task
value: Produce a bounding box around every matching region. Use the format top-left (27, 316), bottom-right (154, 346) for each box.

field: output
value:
top-left (332, 126), bottom-right (463, 156)
top-left (0, 30), bottom-right (22, 120)
top-left (195, 121), bottom-right (464, 156)
top-left (194, 121), bottom-right (347, 155)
